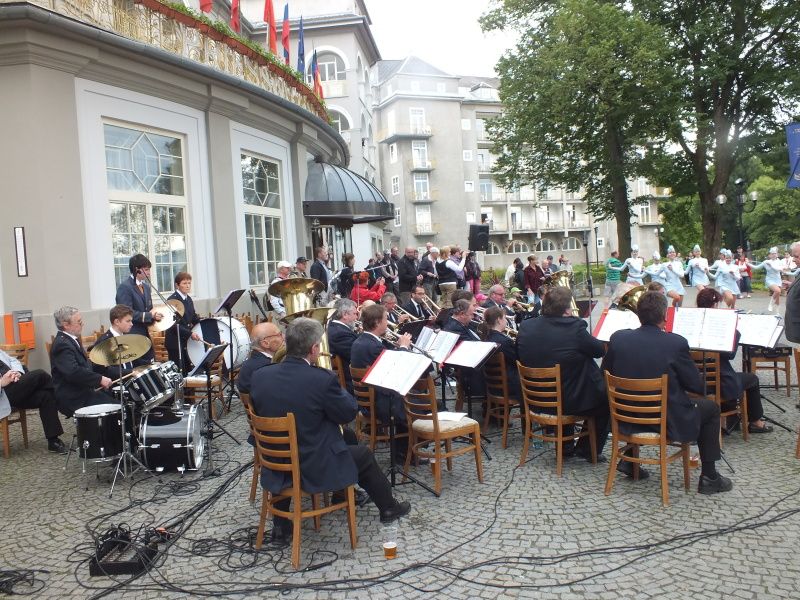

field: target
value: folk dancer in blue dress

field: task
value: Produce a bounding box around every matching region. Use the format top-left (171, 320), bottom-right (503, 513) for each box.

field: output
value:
top-left (660, 246), bottom-right (686, 306)
top-left (609, 245), bottom-right (645, 285)
top-left (708, 249), bottom-right (744, 309)
top-left (686, 244), bottom-right (711, 291)
top-left (748, 247), bottom-right (795, 312)
top-left (645, 251), bottom-right (668, 289)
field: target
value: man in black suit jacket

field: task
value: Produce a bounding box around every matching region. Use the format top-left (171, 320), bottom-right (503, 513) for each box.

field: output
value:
top-left (90, 305), bottom-right (151, 381)
top-left (115, 254), bottom-right (162, 362)
top-left (165, 271), bottom-right (202, 374)
top-left (238, 321), bottom-right (282, 394)
top-left (401, 286), bottom-right (432, 320)
top-left (483, 284), bottom-right (518, 318)
top-left (397, 247), bottom-right (422, 294)
top-left (517, 288), bottom-right (609, 459)
top-left (327, 299), bottom-right (359, 394)
top-left (309, 246), bottom-right (330, 291)
top-left (250, 317), bottom-right (410, 542)
top-left (443, 298), bottom-right (481, 342)
top-left (602, 291), bottom-right (732, 494)
top-left (785, 241), bottom-right (800, 342)
top-left (50, 307), bottom-right (113, 417)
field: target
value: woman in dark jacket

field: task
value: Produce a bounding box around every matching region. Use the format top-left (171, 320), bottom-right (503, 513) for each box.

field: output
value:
top-left (338, 252), bottom-right (356, 299)
top-left (523, 255), bottom-right (545, 304)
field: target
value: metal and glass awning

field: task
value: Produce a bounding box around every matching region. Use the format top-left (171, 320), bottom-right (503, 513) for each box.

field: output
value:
top-left (304, 161), bottom-right (394, 224)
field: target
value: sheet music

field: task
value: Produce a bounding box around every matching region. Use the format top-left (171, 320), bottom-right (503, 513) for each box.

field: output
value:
top-left (593, 309), bottom-right (641, 342)
top-left (737, 314), bottom-right (784, 347)
top-left (443, 341), bottom-right (498, 368)
top-left (670, 308), bottom-right (737, 352)
top-left (437, 411), bottom-right (468, 422)
top-left (363, 350), bottom-right (433, 396)
top-left (415, 328), bottom-right (459, 364)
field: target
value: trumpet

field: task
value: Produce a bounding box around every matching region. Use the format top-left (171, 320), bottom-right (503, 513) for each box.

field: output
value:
top-left (391, 305), bottom-right (418, 323)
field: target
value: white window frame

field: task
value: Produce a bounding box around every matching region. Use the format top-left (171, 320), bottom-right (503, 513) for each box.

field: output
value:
top-left (463, 150), bottom-right (473, 161)
top-left (409, 107), bottom-right (426, 131)
top-left (411, 140), bottom-right (429, 167)
top-left (486, 241), bottom-right (500, 255)
top-left (413, 173), bottom-right (430, 200)
top-left (536, 238), bottom-right (557, 252)
top-left (562, 236), bottom-right (582, 251)
top-left (464, 180), bottom-right (475, 193)
top-left (639, 203), bottom-right (652, 223)
top-left (466, 212), bottom-right (476, 223)
top-left (508, 240), bottom-right (529, 254)
top-left (241, 152), bottom-right (285, 286)
top-left (391, 175), bottom-right (400, 195)
top-left (394, 208), bottom-right (402, 227)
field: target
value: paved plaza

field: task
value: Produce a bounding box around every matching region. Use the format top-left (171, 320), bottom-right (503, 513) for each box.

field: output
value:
top-left (2, 290), bottom-right (800, 599)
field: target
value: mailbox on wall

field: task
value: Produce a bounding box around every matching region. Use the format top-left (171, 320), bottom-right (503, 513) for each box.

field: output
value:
top-left (3, 310), bottom-right (35, 349)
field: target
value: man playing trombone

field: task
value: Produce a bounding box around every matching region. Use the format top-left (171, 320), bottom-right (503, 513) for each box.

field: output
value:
top-left (402, 285), bottom-right (434, 321)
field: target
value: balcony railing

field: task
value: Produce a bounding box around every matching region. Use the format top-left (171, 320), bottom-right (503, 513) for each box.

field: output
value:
top-left (511, 222), bottom-right (536, 232)
top-left (379, 125), bottom-right (433, 143)
top-left (477, 160), bottom-right (495, 173)
top-left (415, 222), bottom-right (439, 235)
top-left (320, 80), bottom-right (346, 98)
top-left (408, 159), bottom-right (435, 171)
top-left (12, 0), bottom-right (328, 121)
top-left (412, 190), bottom-right (436, 202)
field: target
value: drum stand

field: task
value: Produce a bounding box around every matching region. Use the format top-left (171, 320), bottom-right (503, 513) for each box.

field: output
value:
top-left (109, 356), bottom-right (148, 498)
top-left (194, 344), bottom-right (238, 476)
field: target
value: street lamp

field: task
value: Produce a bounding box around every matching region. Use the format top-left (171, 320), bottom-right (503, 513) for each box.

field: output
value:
top-left (715, 178), bottom-right (757, 253)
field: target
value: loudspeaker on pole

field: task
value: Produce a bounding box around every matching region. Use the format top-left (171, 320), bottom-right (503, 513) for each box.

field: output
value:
top-left (468, 224), bottom-right (490, 252)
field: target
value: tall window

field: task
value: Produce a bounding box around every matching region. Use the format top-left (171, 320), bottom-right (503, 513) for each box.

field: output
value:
top-left (329, 110), bottom-right (350, 133)
top-left (562, 237), bottom-right (582, 250)
top-left (411, 140), bottom-right (428, 167)
top-left (486, 241), bottom-right (500, 255)
top-left (308, 52), bottom-right (345, 82)
top-left (391, 176), bottom-right (400, 195)
top-left (414, 173), bottom-right (430, 200)
top-left (639, 203), bottom-right (652, 223)
top-left (241, 153), bottom-right (283, 285)
top-left (394, 208), bottom-right (401, 227)
top-left (105, 123), bottom-right (188, 289)
top-left (389, 143), bottom-right (398, 163)
top-left (536, 238), bottom-right (556, 252)
top-left (508, 240), bottom-right (529, 254)
top-left (415, 205), bottom-right (432, 232)
top-left (479, 179), bottom-right (493, 201)
top-left (409, 108), bottom-right (426, 132)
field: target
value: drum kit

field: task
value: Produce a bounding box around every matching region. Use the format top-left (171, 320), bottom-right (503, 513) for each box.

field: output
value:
top-left (67, 333), bottom-right (207, 496)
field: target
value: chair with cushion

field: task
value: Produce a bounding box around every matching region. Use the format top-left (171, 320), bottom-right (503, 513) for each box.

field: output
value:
top-left (604, 372), bottom-right (691, 506)
top-left (252, 412), bottom-right (357, 569)
top-left (349, 366), bottom-right (390, 451)
top-left (690, 350), bottom-right (748, 442)
top-left (402, 375), bottom-right (483, 495)
top-left (517, 362), bottom-right (597, 476)
top-left (239, 392), bottom-right (260, 503)
top-left (482, 352), bottom-right (521, 449)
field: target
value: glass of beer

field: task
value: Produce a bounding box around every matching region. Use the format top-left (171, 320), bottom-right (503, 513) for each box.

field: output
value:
top-left (382, 524), bottom-right (398, 559)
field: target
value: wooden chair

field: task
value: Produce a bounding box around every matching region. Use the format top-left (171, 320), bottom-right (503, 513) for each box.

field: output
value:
top-left (517, 362), bottom-right (597, 476)
top-left (747, 347), bottom-right (792, 396)
top-left (690, 351), bottom-right (748, 442)
top-left (482, 353), bottom-right (521, 449)
top-left (1, 344), bottom-right (31, 457)
top-left (349, 366), bottom-right (390, 451)
top-left (604, 372), bottom-right (691, 506)
top-left (183, 353), bottom-right (225, 419)
top-left (1, 343), bottom-right (30, 369)
top-left (331, 355), bottom-right (347, 391)
top-left (239, 392), bottom-right (260, 503)
top-left (80, 334), bottom-right (97, 352)
top-left (402, 375), bottom-right (483, 495)
top-left (252, 412), bottom-right (357, 569)
top-left (151, 331), bottom-right (169, 363)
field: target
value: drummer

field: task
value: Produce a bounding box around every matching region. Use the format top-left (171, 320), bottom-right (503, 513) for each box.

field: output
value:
top-left (90, 304), bottom-right (151, 381)
top-left (165, 271), bottom-right (202, 374)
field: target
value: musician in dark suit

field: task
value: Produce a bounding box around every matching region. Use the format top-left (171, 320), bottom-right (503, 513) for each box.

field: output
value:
top-left (785, 241), bottom-right (800, 343)
top-left (115, 254), bottom-right (162, 362)
top-left (238, 321), bottom-right (282, 394)
top-left (327, 299), bottom-right (359, 394)
top-left (402, 286), bottom-right (432, 320)
top-left (478, 307), bottom-right (521, 399)
top-left (165, 271), bottom-right (202, 374)
top-left (50, 306), bottom-right (113, 417)
top-left (443, 298), bottom-right (481, 342)
top-left (90, 305), bottom-right (151, 381)
top-left (483, 284), bottom-right (518, 318)
top-left (309, 246), bottom-right (330, 291)
top-left (381, 292), bottom-right (411, 326)
top-left (602, 291), bottom-right (733, 494)
top-left (516, 287), bottom-right (609, 460)
top-left (250, 317), bottom-right (410, 543)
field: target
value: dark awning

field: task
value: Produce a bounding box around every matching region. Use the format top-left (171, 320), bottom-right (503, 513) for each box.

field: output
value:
top-left (304, 160), bottom-right (394, 224)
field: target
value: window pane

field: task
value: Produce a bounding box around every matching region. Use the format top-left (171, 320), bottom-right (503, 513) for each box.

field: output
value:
top-left (104, 124), bottom-right (184, 195)
top-left (152, 206), bottom-right (168, 235)
top-left (169, 207), bottom-right (185, 234)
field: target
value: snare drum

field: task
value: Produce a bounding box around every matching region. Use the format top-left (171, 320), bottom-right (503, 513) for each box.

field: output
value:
top-left (73, 404), bottom-right (126, 461)
top-left (139, 404), bottom-right (206, 472)
top-left (158, 360), bottom-right (183, 389)
top-left (188, 317), bottom-right (250, 370)
top-left (128, 364), bottom-right (174, 411)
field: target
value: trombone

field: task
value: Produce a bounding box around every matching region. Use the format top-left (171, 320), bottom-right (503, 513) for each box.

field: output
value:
top-left (391, 305), bottom-right (419, 323)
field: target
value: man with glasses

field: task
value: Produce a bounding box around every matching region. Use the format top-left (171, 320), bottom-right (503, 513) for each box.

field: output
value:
top-left (237, 322), bottom-right (283, 394)
top-left (328, 299), bottom-right (359, 394)
top-left (402, 286), bottom-right (432, 320)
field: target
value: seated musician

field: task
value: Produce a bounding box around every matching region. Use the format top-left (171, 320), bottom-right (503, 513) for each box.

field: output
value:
top-left (165, 271), bottom-right (202, 374)
top-left (91, 304), bottom-right (151, 381)
top-left (477, 307), bottom-right (521, 400)
top-left (483, 284), bottom-right (518, 318)
top-left (238, 322), bottom-right (283, 394)
top-left (695, 288), bottom-right (772, 434)
top-left (250, 318), bottom-right (411, 544)
top-left (381, 293), bottom-right (411, 326)
top-left (268, 261), bottom-right (293, 318)
top-left (350, 271), bottom-right (386, 305)
top-left (517, 287), bottom-right (609, 461)
top-left (1, 345), bottom-right (66, 454)
top-left (435, 290), bottom-right (475, 330)
top-left (50, 306), bottom-right (113, 418)
top-left (327, 298), bottom-right (359, 394)
top-left (602, 291), bottom-right (733, 494)
top-left (401, 286), bottom-right (433, 320)
top-left (443, 298), bottom-right (481, 342)
top-left (350, 304), bottom-right (415, 463)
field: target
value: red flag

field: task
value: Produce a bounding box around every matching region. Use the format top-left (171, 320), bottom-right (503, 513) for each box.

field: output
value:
top-left (200, 0), bottom-right (212, 12)
top-left (265, 0), bottom-right (278, 54)
top-left (231, 0), bottom-right (240, 32)
top-left (312, 50), bottom-right (324, 99)
top-left (281, 3), bottom-right (290, 65)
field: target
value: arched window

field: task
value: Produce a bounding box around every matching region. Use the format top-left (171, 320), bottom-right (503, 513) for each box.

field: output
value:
top-left (329, 110), bottom-right (350, 133)
top-left (535, 238), bottom-right (556, 252)
top-left (486, 241), bottom-right (500, 255)
top-left (507, 240), bottom-right (529, 254)
top-left (561, 236), bottom-right (582, 250)
top-left (308, 52), bottom-right (346, 82)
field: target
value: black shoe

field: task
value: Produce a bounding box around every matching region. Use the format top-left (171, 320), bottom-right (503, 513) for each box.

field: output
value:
top-left (616, 461), bottom-right (650, 480)
top-left (575, 449), bottom-right (607, 463)
top-left (48, 438), bottom-right (68, 454)
top-left (698, 473), bottom-right (733, 495)
top-left (331, 489), bottom-right (370, 507)
top-left (268, 523), bottom-right (291, 547)
top-left (380, 500), bottom-right (411, 524)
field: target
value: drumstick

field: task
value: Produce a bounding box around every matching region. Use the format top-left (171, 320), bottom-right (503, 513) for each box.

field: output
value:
top-left (95, 371), bottom-right (135, 391)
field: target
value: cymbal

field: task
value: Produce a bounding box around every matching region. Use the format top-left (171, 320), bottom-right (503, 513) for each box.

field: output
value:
top-left (89, 334), bottom-right (152, 366)
top-left (149, 299), bottom-right (185, 332)
top-left (268, 277), bottom-right (325, 298)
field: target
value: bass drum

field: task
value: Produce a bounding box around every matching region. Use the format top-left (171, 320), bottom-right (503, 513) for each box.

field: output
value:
top-left (139, 404), bottom-right (206, 473)
top-left (188, 317), bottom-right (250, 370)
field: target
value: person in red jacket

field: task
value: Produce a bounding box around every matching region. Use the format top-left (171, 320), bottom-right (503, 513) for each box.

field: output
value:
top-left (350, 271), bottom-right (386, 304)
top-left (523, 255), bottom-right (546, 304)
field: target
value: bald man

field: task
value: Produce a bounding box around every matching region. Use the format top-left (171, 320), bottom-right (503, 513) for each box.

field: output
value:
top-left (398, 246), bottom-right (422, 294)
top-left (237, 321), bottom-right (283, 394)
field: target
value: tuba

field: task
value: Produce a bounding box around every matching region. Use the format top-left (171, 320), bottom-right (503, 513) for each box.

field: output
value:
top-left (618, 285), bottom-right (647, 314)
top-left (549, 270), bottom-right (580, 317)
top-left (268, 278), bottom-right (330, 367)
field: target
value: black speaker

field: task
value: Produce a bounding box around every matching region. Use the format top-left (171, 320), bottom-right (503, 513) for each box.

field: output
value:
top-left (468, 224), bottom-right (490, 251)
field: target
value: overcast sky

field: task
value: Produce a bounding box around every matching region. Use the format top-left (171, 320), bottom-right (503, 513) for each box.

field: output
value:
top-left (363, 0), bottom-right (513, 77)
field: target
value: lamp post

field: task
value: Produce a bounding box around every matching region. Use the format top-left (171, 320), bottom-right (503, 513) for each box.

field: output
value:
top-left (716, 178), bottom-right (757, 254)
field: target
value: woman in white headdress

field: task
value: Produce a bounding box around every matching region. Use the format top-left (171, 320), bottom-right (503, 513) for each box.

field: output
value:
top-left (708, 249), bottom-right (743, 308)
top-left (748, 247), bottom-right (791, 312)
top-left (609, 245), bottom-right (645, 284)
top-left (686, 244), bottom-right (710, 290)
top-left (645, 250), bottom-right (668, 287)
top-left (661, 245), bottom-right (686, 306)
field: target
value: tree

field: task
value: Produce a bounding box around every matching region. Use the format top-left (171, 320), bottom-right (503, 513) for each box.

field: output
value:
top-left (481, 0), bottom-right (673, 257)
top-left (635, 0), bottom-right (800, 257)
top-left (743, 160), bottom-right (800, 252)
top-left (658, 196), bottom-right (703, 256)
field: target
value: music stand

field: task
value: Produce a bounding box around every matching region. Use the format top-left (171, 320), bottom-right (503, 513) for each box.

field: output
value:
top-left (214, 289), bottom-right (246, 411)
top-left (189, 343), bottom-right (238, 475)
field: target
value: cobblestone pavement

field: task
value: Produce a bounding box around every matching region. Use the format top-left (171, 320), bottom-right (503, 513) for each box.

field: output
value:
top-left (2, 290), bottom-right (800, 599)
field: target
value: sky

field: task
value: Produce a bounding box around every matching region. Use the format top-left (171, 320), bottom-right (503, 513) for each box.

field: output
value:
top-left (363, 0), bottom-right (514, 78)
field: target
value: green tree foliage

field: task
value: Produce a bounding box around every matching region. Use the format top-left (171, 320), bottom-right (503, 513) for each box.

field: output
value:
top-left (744, 166), bottom-right (800, 250)
top-left (481, 0), bottom-right (672, 257)
top-left (658, 196), bottom-right (703, 256)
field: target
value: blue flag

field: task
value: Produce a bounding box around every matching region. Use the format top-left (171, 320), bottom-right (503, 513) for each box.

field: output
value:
top-left (786, 122), bottom-right (800, 189)
top-left (296, 16), bottom-right (305, 76)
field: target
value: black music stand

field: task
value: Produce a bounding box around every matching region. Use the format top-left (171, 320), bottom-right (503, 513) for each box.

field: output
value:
top-left (214, 289), bottom-right (246, 411)
top-left (189, 343), bottom-right (238, 475)
top-left (386, 413), bottom-right (438, 497)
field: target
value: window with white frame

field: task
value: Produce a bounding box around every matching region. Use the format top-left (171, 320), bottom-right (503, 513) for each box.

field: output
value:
top-left (329, 110), bottom-right (350, 133)
top-left (639, 202), bottom-right (652, 223)
top-left (389, 143), bottom-right (398, 163)
top-left (413, 173), bottom-right (430, 200)
top-left (477, 150), bottom-right (490, 171)
top-left (241, 153), bottom-right (283, 285)
top-left (536, 238), bottom-right (556, 252)
top-left (411, 140), bottom-right (428, 167)
top-left (562, 236), bottom-right (581, 250)
top-left (476, 118), bottom-right (487, 139)
top-left (508, 240), bottom-right (529, 254)
top-left (409, 108), bottom-right (426, 132)
top-left (308, 52), bottom-right (345, 82)
top-left (464, 180), bottom-right (475, 192)
top-left (479, 179), bottom-right (493, 201)
top-left (466, 212), bottom-right (476, 223)
top-left (105, 123), bottom-right (188, 289)
top-left (415, 205), bottom-right (432, 232)
top-left (394, 208), bottom-right (401, 227)
top-left (391, 175), bottom-right (400, 195)
top-left (461, 118), bottom-right (472, 130)
top-left (486, 241), bottom-right (500, 255)
top-left (463, 150), bottom-right (472, 161)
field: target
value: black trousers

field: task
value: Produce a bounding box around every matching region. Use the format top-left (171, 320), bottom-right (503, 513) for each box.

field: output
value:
top-left (4, 370), bottom-right (64, 439)
top-left (273, 445), bottom-right (395, 528)
top-left (571, 403), bottom-right (611, 455)
top-left (695, 398), bottom-right (722, 463)
top-left (722, 372), bottom-right (763, 422)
